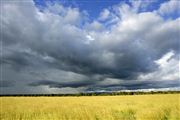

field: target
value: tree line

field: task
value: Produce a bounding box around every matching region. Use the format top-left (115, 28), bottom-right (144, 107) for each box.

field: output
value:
top-left (0, 91), bottom-right (180, 97)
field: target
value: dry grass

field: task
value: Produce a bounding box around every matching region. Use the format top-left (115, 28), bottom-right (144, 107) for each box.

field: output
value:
top-left (0, 94), bottom-right (180, 120)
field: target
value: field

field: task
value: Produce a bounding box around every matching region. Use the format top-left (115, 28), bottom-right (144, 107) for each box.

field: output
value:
top-left (0, 94), bottom-right (180, 120)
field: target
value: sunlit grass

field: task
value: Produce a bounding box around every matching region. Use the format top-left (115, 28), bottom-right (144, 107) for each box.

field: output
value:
top-left (0, 94), bottom-right (180, 120)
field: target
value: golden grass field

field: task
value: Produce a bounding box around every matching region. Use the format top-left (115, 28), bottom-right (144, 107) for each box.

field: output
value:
top-left (0, 94), bottom-right (180, 120)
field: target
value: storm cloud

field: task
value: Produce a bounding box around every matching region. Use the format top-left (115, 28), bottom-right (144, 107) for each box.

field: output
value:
top-left (0, 0), bottom-right (180, 94)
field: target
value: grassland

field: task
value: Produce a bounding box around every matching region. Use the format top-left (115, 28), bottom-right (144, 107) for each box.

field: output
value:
top-left (0, 94), bottom-right (180, 120)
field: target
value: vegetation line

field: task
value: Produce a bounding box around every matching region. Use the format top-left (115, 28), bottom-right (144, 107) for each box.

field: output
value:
top-left (0, 91), bottom-right (179, 97)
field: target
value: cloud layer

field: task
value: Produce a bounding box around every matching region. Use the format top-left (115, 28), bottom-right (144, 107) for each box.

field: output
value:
top-left (1, 0), bottom-right (180, 94)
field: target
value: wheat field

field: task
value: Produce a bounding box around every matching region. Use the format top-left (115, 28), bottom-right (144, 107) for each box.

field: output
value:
top-left (0, 94), bottom-right (180, 120)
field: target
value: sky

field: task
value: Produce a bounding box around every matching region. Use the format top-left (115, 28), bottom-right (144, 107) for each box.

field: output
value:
top-left (0, 0), bottom-right (180, 94)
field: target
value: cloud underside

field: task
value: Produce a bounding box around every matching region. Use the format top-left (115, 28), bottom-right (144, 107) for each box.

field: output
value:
top-left (1, 0), bottom-right (180, 94)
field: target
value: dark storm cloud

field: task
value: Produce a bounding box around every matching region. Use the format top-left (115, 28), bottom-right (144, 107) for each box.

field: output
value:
top-left (85, 80), bottom-right (180, 92)
top-left (1, 0), bottom-right (180, 93)
top-left (2, 51), bottom-right (32, 67)
top-left (27, 78), bottom-right (180, 91)
top-left (28, 80), bottom-right (94, 88)
top-left (0, 81), bottom-right (14, 87)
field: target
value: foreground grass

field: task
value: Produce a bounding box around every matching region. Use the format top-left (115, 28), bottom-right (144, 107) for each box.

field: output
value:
top-left (0, 94), bottom-right (180, 120)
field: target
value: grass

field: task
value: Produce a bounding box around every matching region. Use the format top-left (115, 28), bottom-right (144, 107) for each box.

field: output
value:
top-left (0, 94), bottom-right (180, 120)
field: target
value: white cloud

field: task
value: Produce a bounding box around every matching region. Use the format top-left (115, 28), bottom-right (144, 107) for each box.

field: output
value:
top-left (64, 8), bottom-right (81, 25)
top-left (85, 20), bottom-right (104, 31)
top-left (85, 34), bottom-right (95, 44)
top-left (158, 0), bottom-right (180, 15)
top-left (138, 51), bottom-right (179, 81)
top-left (155, 50), bottom-right (174, 67)
top-left (98, 9), bottom-right (110, 21)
